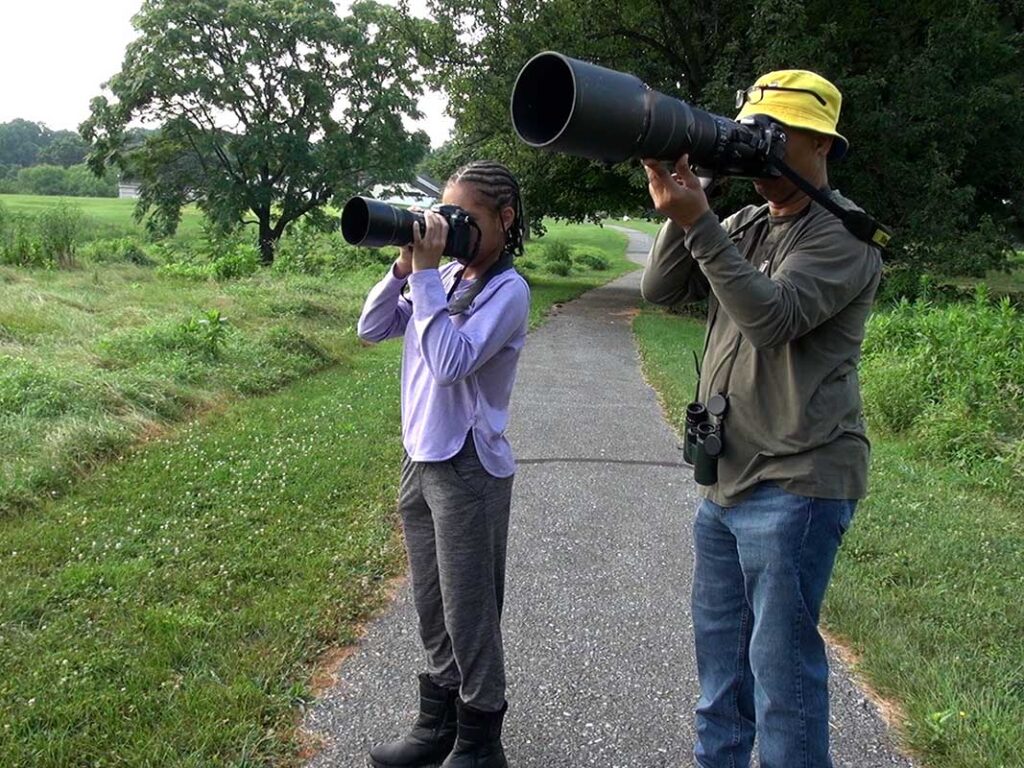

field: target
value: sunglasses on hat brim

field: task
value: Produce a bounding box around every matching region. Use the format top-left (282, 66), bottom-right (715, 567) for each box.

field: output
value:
top-left (735, 85), bottom-right (828, 110)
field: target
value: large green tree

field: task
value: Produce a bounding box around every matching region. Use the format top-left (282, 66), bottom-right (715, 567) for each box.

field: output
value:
top-left (82, 0), bottom-right (430, 262)
top-left (414, 0), bottom-right (1023, 276)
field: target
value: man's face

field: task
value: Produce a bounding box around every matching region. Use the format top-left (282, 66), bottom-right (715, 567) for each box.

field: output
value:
top-left (752, 127), bottom-right (833, 206)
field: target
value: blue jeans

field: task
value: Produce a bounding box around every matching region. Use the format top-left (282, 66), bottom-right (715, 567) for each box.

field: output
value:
top-left (691, 482), bottom-right (856, 768)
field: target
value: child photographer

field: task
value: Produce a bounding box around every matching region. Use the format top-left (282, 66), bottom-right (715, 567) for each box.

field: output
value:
top-left (357, 160), bottom-right (530, 768)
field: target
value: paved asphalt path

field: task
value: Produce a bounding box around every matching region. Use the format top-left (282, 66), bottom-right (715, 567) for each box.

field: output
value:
top-left (303, 227), bottom-right (915, 767)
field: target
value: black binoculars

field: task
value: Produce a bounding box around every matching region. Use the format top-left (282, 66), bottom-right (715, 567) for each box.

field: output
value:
top-left (684, 394), bottom-right (728, 486)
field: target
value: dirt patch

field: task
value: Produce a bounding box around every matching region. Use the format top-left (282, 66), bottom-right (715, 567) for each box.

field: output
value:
top-left (295, 573), bottom-right (410, 762)
top-left (823, 627), bottom-right (910, 732)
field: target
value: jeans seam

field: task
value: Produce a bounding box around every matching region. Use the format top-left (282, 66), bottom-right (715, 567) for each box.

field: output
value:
top-left (794, 495), bottom-right (815, 768)
top-left (731, 600), bottom-right (751, 768)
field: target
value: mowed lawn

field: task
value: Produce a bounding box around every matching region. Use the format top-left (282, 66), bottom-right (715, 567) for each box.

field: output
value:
top-left (0, 194), bottom-right (207, 240)
top-left (0, 220), bottom-right (638, 766)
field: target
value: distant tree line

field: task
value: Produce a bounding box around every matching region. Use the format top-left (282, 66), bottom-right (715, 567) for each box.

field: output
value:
top-left (0, 118), bottom-right (121, 197)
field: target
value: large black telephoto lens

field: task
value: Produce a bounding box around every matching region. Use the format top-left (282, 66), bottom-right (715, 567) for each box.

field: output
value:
top-left (510, 51), bottom-right (783, 177)
top-left (341, 197), bottom-right (481, 263)
top-left (341, 197), bottom-right (424, 249)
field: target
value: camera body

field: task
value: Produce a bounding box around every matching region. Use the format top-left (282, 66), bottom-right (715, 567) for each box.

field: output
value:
top-left (341, 197), bottom-right (482, 265)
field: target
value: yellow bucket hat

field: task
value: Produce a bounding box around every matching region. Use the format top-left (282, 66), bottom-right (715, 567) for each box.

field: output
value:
top-left (735, 70), bottom-right (849, 160)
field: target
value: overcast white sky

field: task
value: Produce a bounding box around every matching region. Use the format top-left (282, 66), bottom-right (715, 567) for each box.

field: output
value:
top-left (0, 0), bottom-right (455, 146)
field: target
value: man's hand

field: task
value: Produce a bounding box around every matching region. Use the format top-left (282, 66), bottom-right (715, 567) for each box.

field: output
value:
top-left (642, 154), bottom-right (711, 231)
top-left (410, 209), bottom-right (448, 272)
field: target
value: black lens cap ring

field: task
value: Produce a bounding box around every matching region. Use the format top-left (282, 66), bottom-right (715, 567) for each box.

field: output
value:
top-left (703, 433), bottom-right (723, 457)
top-left (708, 393), bottom-right (729, 418)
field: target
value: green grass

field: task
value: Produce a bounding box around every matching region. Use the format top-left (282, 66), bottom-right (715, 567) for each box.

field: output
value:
top-left (0, 194), bottom-right (206, 241)
top-left (0, 264), bottom-right (383, 516)
top-left (602, 217), bottom-right (666, 236)
top-left (0, 224), bottom-right (634, 517)
top-left (632, 308), bottom-right (1024, 768)
top-left (948, 250), bottom-right (1024, 297)
top-left (0, 345), bottom-right (407, 767)
top-left (0, 223), bottom-right (634, 766)
top-left (522, 223), bottom-right (635, 327)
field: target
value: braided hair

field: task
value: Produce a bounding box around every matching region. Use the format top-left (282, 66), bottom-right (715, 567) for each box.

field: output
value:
top-left (447, 160), bottom-right (526, 258)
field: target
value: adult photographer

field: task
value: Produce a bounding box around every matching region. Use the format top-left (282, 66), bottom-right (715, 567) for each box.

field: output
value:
top-left (640, 71), bottom-right (882, 768)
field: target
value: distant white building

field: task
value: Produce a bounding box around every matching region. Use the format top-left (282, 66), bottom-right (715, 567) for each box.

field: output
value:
top-left (371, 173), bottom-right (441, 207)
top-left (118, 179), bottom-right (141, 199)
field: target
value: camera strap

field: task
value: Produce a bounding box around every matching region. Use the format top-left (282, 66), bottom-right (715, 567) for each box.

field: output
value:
top-left (767, 157), bottom-right (892, 249)
top-left (446, 249), bottom-right (517, 316)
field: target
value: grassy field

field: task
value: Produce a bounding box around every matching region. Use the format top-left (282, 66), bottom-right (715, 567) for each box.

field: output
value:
top-left (0, 221), bottom-right (636, 766)
top-left (0, 193), bottom-right (206, 240)
top-left (949, 250), bottom-right (1024, 298)
top-left (632, 309), bottom-right (1023, 768)
top-left (0, 220), bottom-right (631, 518)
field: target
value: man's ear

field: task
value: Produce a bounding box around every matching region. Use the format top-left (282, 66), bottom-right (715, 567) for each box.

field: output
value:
top-left (817, 135), bottom-right (834, 159)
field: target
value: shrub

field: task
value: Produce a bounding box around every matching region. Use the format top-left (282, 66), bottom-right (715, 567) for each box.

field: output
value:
top-left (572, 249), bottom-right (610, 271)
top-left (10, 164), bottom-right (117, 197)
top-left (272, 226), bottom-right (392, 276)
top-left (37, 201), bottom-right (85, 269)
top-left (543, 240), bottom-right (572, 266)
top-left (0, 215), bottom-right (44, 267)
top-left (876, 264), bottom-right (927, 304)
top-left (156, 231), bottom-right (259, 281)
top-left (209, 242), bottom-right (260, 279)
top-left (80, 237), bottom-right (153, 266)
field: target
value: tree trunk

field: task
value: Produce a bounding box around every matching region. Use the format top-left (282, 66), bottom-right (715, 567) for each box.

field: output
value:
top-left (258, 214), bottom-right (275, 265)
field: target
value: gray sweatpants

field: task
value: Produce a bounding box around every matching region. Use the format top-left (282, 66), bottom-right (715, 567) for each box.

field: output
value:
top-left (398, 432), bottom-right (513, 712)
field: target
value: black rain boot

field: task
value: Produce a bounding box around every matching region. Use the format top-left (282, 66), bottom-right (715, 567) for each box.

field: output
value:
top-left (367, 674), bottom-right (459, 768)
top-left (439, 699), bottom-right (509, 768)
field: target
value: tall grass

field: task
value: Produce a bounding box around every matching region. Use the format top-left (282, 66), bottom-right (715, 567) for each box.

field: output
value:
top-left (632, 305), bottom-right (1024, 768)
top-left (860, 286), bottom-right (1024, 496)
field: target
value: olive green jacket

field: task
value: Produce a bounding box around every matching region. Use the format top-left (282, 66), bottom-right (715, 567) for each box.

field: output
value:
top-left (642, 193), bottom-right (882, 505)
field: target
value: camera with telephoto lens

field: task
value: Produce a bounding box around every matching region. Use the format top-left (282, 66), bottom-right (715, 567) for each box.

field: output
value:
top-left (340, 197), bottom-right (483, 265)
top-left (511, 51), bottom-right (787, 180)
top-left (510, 51), bottom-right (893, 247)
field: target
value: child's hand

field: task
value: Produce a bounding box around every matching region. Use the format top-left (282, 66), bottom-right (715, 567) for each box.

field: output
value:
top-left (411, 210), bottom-right (449, 272)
